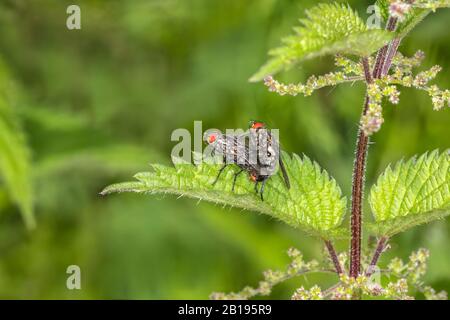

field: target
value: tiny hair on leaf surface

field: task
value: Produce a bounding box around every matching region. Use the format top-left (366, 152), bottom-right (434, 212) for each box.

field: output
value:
top-left (101, 152), bottom-right (347, 240)
top-left (368, 150), bottom-right (450, 237)
top-left (249, 3), bottom-right (394, 82)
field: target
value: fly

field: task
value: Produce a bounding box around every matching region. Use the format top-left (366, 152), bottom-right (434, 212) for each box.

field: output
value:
top-left (204, 123), bottom-right (290, 201)
top-left (248, 120), bottom-right (291, 190)
top-left (204, 129), bottom-right (257, 193)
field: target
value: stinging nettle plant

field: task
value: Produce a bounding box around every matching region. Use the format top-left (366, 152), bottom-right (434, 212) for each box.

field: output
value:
top-left (102, 0), bottom-right (450, 300)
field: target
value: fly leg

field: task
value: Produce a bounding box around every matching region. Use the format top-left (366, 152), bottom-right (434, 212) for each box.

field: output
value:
top-left (254, 181), bottom-right (259, 194)
top-left (212, 164), bottom-right (229, 186)
top-left (279, 156), bottom-right (291, 189)
top-left (259, 180), bottom-right (266, 201)
top-left (231, 169), bottom-right (244, 192)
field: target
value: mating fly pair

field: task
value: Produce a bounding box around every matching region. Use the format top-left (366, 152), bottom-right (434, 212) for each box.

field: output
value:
top-left (203, 121), bottom-right (290, 201)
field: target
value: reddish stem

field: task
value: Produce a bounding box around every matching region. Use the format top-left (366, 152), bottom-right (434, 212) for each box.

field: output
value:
top-left (373, 17), bottom-right (398, 79)
top-left (382, 38), bottom-right (401, 76)
top-left (324, 240), bottom-right (344, 275)
top-left (349, 123), bottom-right (369, 278)
top-left (349, 58), bottom-right (372, 278)
top-left (362, 57), bottom-right (373, 84)
top-left (348, 16), bottom-right (399, 279)
top-left (365, 237), bottom-right (389, 276)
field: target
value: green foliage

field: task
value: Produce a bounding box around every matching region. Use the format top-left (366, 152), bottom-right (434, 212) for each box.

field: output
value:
top-left (262, 54), bottom-right (365, 97)
top-left (376, 0), bottom-right (450, 39)
top-left (214, 247), bottom-right (447, 300)
top-left (250, 3), bottom-right (393, 82)
top-left (0, 60), bottom-right (34, 229)
top-left (102, 152), bottom-right (347, 239)
top-left (387, 248), bottom-right (447, 300)
top-left (375, 0), bottom-right (390, 22)
top-left (211, 247), bottom-right (323, 300)
top-left (0, 0), bottom-right (449, 299)
top-left (36, 144), bottom-right (160, 178)
top-left (396, 7), bottom-right (431, 39)
top-left (369, 150), bottom-right (450, 237)
top-left (289, 248), bottom-right (447, 300)
top-left (361, 50), bottom-right (449, 135)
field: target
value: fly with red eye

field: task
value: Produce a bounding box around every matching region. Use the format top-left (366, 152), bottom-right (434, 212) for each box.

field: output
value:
top-left (203, 123), bottom-right (290, 201)
top-left (248, 120), bottom-right (291, 191)
top-left (203, 129), bottom-right (258, 195)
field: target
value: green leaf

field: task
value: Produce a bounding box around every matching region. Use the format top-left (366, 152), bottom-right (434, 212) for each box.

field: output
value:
top-left (101, 152), bottom-right (347, 240)
top-left (395, 7), bottom-right (432, 39)
top-left (368, 150), bottom-right (450, 237)
top-left (0, 60), bottom-right (35, 229)
top-left (375, 0), bottom-right (450, 39)
top-left (250, 3), bottom-right (393, 82)
top-left (375, 0), bottom-right (390, 22)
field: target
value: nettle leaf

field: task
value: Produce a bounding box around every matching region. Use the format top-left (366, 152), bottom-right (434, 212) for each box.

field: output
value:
top-left (376, 0), bottom-right (450, 39)
top-left (375, 0), bottom-right (390, 22)
top-left (0, 62), bottom-right (34, 229)
top-left (250, 3), bottom-right (393, 82)
top-left (101, 152), bottom-right (347, 240)
top-left (396, 7), bottom-right (432, 39)
top-left (368, 151), bottom-right (450, 237)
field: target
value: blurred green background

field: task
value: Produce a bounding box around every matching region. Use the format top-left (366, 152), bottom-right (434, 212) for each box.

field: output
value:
top-left (0, 0), bottom-right (448, 299)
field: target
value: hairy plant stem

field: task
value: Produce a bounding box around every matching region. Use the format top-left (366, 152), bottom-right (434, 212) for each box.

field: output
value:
top-left (373, 17), bottom-right (398, 78)
top-left (349, 109), bottom-right (369, 278)
top-left (365, 237), bottom-right (389, 276)
top-left (362, 58), bottom-right (373, 84)
top-left (324, 240), bottom-right (344, 275)
top-left (349, 16), bottom-right (399, 279)
top-left (349, 59), bottom-right (371, 278)
top-left (382, 38), bottom-right (401, 76)
top-left (373, 47), bottom-right (388, 79)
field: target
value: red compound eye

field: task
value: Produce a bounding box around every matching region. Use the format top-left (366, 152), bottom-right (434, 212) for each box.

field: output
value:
top-left (250, 173), bottom-right (257, 182)
top-left (251, 122), bottom-right (265, 129)
top-left (208, 134), bottom-right (216, 144)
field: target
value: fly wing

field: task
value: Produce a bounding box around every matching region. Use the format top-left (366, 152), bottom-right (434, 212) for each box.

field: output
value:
top-left (263, 128), bottom-right (290, 189)
top-left (278, 155), bottom-right (291, 189)
top-left (222, 132), bottom-right (257, 171)
top-left (253, 128), bottom-right (279, 177)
